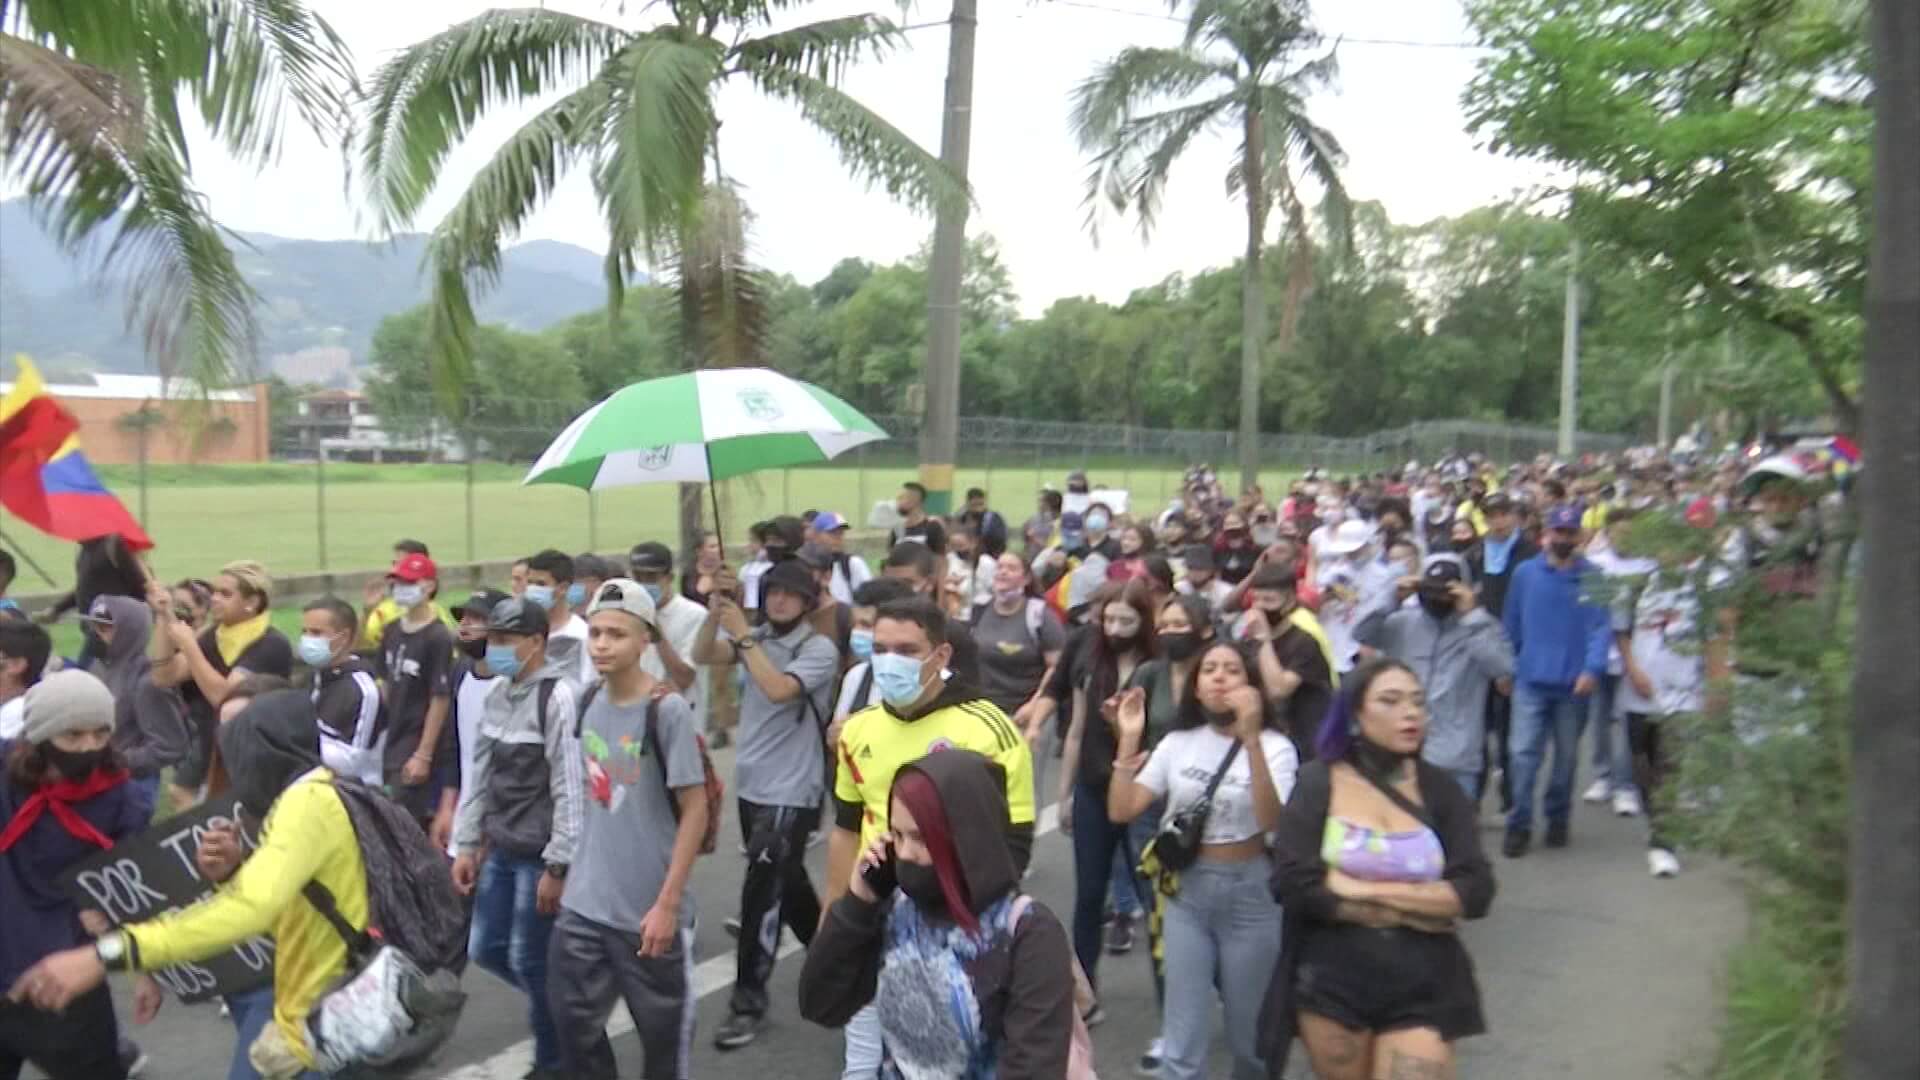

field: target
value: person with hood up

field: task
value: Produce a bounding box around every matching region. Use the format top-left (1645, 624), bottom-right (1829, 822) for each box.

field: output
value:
top-left (824, 598), bottom-right (1037, 1079)
top-left (801, 748), bottom-right (1077, 1080)
top-left (10, 690), bottom-right (370, 1080)
top-left (85, 595), bottom-right (191, 815)
top-left (1, 670), bottom-right (155, 1080)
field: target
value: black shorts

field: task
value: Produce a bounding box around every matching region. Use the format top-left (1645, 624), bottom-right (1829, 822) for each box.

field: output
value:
top-left (1294, 925), bottom-right (1486, 1040)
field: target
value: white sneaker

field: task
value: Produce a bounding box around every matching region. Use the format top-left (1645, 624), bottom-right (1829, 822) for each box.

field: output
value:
top-left (1582, 779), bottom-right (1611, 804)
top-left (1612, 789), bottom-right (1643, 817)
top-left (1135, 1037), bottom-right (1166, 1076)
top-left (1648, 848), bottom-right (1681, 878)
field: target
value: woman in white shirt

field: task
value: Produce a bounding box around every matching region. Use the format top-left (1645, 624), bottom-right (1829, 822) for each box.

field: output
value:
top-left (1107, 640), bottom-right (1298, 1080)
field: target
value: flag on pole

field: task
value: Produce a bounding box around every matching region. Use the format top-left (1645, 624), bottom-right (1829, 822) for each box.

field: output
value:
top-left (1, 356), bottom-right (153, 550)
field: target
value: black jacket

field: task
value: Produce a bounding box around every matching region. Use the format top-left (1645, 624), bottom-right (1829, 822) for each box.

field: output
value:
top-left (800, 749), bottom-right (1075, 1079)
top-left (1465, 534), bottom-right (1540, 620)
top-left (1258, 758), bottom-right (1496, 1077)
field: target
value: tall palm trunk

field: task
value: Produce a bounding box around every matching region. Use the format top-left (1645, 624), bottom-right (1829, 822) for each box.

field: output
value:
top-left (1238, 99), bottom-right (1267, 491)
top-left (1848, 1), bottom-right (1919, 1075)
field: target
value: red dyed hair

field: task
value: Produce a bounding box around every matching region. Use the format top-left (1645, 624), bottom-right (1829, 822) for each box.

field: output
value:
top-left (890, 768), bottom-right (978, 935)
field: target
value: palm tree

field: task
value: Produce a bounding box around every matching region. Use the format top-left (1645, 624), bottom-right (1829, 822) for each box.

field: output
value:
top-left (359, 2), bottom-right (963, 404)
top-left (0, 0), bottom-right (357, 387)
top-left (1073, 0), bottom-right (1350, 489)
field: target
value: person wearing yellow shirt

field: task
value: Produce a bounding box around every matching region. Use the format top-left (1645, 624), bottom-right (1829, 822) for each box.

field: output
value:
top-left (10, 691), bottom-right (367, 1080)
top-left (823, 597), bottom-right (1037, 1079)
top-left (358, 540), bottom-right (456, 650)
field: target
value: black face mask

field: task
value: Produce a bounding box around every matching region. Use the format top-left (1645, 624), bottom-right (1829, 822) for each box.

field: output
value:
top-left (1159, 630), bottom-right (1202, 661)
top-left (897, 860), bottom-right (948, 916)
top-left (1260, 602), bottom-right (1293, 623)
top-left (1417, 582), bottom-right (1456, 619)
top-left (459, 636), bottom-right (487, 660)
top-left (1352, 731), bottom-right (1417, 780)
top-left (1549, 540), bottom-right (1579, 561)
top-left (43, 745), bottom-right (109, 781)
top-left (1104, 631), bottom-right (1140, 653)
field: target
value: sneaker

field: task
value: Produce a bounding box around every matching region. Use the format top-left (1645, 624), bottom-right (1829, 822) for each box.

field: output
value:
top-left (1135, 1037), bottom-right (1166, 1076)
top-left (1545, 820), bottom-right (1570, 848)
top-left (119, 1041), bottom-right (149, 1078)
top-left (522, 1069), bottom-right (565, 1080)
top-left (1613, 789), bottom-right (1643, 817)
top-left (1582, 779), bottom-right (1611, 804)
top-left (1502, 829), bottom-right (1531, 858)
top-left (724, 916), bottom-right (741, 938)
top-left (1648, 848), bottom-right (1682, 878)
top-left (1082, 1001), bottom-right (1107, 1027)
top-left (1106, 914), bottom-right (1136, 955)
top-left (713, 1011), bottom-right (763, 1050)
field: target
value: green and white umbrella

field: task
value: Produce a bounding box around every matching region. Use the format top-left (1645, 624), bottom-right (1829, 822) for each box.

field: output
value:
top-left (524, 367), bottom-right (887, 490)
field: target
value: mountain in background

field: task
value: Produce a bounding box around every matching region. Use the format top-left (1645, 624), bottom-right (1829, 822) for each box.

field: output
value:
top-left (0, 199), bottom-right (617, 386)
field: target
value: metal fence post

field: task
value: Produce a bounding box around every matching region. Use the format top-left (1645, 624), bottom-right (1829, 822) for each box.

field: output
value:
top-left (315, 445), bottom-right (328, 573)
top-left (464, 437), bottom-right (476, 564)
top-left (588, 490), bottom-right (600, 551)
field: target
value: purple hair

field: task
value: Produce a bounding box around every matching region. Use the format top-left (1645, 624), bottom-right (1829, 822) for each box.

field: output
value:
top-left (1314, 657), bottom-right (1416, 762)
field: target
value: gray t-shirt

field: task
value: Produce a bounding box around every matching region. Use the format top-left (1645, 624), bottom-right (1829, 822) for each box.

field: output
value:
top-left (564, 690), bottom-right (704, 931)
top-left (730, 623), bottom-right (841, 808)
top-left (970, 599), bottom-right (1066, 714)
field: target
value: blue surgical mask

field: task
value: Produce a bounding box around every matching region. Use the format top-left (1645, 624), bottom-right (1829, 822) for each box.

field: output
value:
top-left (524, 584), bottom-right (555, 610)
top-left (391, 583), bottom-right (427, 609)
top-left (870, 651), bottom-right (929, 706)
top-left (641, 582), bottom-right (665, 605)
top-left (485, 643), bottom-right (524, 679)
top-left (1086, 513), bottom-right (1110, 532)
top-left (298, 634), bottom-right (335, 668)
top-left (565, 583), bottom-right (587, 609)
top-left (849, 628), bottom-right (875, 662)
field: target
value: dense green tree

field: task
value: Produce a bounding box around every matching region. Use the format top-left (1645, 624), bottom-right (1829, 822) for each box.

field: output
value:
top-left (1073, 0), bottom-right (1351, 487)
top-left (1, 0), bottom-right (356, 386)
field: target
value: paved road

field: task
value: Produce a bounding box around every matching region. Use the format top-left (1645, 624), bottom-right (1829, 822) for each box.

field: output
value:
top-left (77, 751), bottom-right (1745, 1080)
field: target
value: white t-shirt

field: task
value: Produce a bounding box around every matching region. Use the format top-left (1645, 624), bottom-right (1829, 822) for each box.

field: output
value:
top-left (946, 553), bottom-right (995, 619)
top-left (1614, 570), bottom-right (1706, 717)
top-left (0, 696), bottom-right (23, 741)
top-left (1315, 557), bottom-right (1396, 674)
top-left (1137, 726), bottom-right (1300, 845)
top-left (448, 669), bottom-right (504, 857)
top-left (833, 661), bottom-right (875, 721)
top-left (641, 595), bottom-right (709, 732)
top-left (828, 555), bottom-right (874, 607)
top-left (1589, 549), bottom-right (1657, 676)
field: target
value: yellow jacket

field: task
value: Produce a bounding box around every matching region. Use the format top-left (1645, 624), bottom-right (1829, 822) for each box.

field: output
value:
top-left (126, 770), bottom-right (368, 1067)
top-left (358, 598), bottom-right (456, 650)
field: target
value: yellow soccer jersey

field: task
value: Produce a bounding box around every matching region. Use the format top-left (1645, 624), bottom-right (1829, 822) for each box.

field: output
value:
top-left (833, 689), bottom-right (1036, 849)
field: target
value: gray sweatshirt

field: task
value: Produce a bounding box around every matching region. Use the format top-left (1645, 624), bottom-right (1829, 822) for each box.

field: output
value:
top-left (452, 659), bottom-right (583, 866)
top-left (1356, 606), bottom-right (1515, 773)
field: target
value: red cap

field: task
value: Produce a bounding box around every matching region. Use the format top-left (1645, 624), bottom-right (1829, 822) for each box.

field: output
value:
top-left (388, 552), bottom-right (438, 582)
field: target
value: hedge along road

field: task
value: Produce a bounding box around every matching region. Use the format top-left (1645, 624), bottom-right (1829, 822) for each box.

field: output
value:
top-left (3, 461), bottom-right (1303, 588)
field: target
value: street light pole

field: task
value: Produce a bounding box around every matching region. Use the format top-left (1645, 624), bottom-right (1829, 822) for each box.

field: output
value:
top-left (1557, 237), bottom-right (1581, 457)
top-left (918, 0), bottom-right (977, 516)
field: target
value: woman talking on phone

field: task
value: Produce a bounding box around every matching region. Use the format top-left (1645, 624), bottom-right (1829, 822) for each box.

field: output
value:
top-left (799, 749), bottom-right (1079, 1079)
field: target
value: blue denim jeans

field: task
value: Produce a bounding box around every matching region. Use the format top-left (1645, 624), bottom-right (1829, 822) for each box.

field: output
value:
top-left (1071, 781), bottom-right (1156, 990)
top-left (1107, 799), bottom-right (1159, 919)
top-left (1159, 859), bottom-right (1282, 1080)
top-left (222, 986), bottom-right (321, 1080)
top-left (840, 1002), bottom-right (882, 1079)
top-left (1448, 766), bottom-right (1481, 803)
top-left (471, 851), bottom-right (560, 1069)
top-left (1585, 673), bottom-right (1635, 795)
top-left (1507, 681), bottom-right (1586, 835)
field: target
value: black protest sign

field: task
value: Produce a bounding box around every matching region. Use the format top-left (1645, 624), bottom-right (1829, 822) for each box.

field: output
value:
top-left (61, 798), bottom-right (276, 1002)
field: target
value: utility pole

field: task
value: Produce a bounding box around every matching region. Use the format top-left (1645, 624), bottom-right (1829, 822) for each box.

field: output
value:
top-left (918, 0), bottom-right (977, 516)
top-left (1657, 355), bottom-right (1676, 447)
top-left (1557, 237), bottom-right (1581, 457)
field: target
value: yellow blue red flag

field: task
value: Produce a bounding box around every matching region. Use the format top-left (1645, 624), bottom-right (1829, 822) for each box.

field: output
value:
top-left (1, 356), bottom-right (153, 550)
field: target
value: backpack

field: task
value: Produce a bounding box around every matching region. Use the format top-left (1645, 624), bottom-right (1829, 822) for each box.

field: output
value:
top-left (971, 597), bottom-right (1048, 646)
top-left (301, 778), bottom-right (468, 1073)
top-left (1008, 895), bottom-right (1098, 1079)
top-left (578, 683), bottom-right (725, 856)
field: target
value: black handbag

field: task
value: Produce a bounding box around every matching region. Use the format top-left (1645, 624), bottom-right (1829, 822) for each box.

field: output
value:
top-left (1152, 740), bottom-right (1244, 872)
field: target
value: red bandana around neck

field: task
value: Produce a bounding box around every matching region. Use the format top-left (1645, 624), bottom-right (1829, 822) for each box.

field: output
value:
top-left (0, 768), bottom-right (130, 853)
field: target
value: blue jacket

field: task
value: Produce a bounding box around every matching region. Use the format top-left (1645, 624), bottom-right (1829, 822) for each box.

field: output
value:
top-left (0, 740), bottom-right (150, 986)
top-left (1501, 555), bottom-right (1612, 692)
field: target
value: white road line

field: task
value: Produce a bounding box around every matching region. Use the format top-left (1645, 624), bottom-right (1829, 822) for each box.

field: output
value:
top-left (441, 803), bottom-right (1062, 1078)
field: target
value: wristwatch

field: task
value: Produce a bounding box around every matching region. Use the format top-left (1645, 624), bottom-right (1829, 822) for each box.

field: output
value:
top-left (733, 637), bottom-right (759, 657)
top-left (94, 930), bottom-right (131, 971)
top-left (544, 862), bottom-right (569, 880)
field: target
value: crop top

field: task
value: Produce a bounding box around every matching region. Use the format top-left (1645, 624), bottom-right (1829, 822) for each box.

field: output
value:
top-left (1322, 816), bottom-right (1444, 883)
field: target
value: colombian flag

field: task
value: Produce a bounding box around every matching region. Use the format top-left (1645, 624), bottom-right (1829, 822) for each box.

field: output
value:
top-left (1, 357), bottom-right (153, 550)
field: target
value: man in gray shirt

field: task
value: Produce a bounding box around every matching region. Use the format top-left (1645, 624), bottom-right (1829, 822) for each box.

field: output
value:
top-left (694, 559), bottom-right (840, 1050)
top-left (549, 579), bottom-right (710, 1080)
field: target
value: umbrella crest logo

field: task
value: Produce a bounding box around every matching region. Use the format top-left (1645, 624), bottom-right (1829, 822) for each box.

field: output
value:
top-left (635, 445), bottom-right (673, 471)
top-left (738, 388), bottom-right (783, 422)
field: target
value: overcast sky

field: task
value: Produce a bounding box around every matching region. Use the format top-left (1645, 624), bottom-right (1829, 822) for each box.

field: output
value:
top-left (164, 0), bottom-right (1551, 315)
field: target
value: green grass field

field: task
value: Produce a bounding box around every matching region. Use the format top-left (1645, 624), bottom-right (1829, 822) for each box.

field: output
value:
top-left (5, 461), bottom-right (1304, 594)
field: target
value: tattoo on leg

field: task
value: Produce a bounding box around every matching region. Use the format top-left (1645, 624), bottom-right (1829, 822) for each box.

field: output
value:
top-left (1385, 1049), bottom-right (1447, 1080)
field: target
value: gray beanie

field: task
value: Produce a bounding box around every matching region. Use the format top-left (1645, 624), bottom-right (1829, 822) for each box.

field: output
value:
top-left (22, 668), bottom-right (116, 744)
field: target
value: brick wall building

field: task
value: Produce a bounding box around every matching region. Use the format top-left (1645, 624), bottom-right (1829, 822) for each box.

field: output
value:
top-left (0, 373), bottom-right (270, 464)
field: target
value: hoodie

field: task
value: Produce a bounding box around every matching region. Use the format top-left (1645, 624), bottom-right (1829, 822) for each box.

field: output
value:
top-left (451, 658), bottom-right (582, 866)
top-left (800, 750), bottom-right (1076, 1080)
top-left (833, 679), bottom-right (1036, 872)
top-left (1502, 554), bottom-right (1613, 692)
top-left (98, 595), bottom-right (191, 777)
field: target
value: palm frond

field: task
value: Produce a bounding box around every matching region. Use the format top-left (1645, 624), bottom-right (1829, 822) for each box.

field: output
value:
top-left (730, 14), bottom-right (901, 83)
top-left (360, 8), bottom-right (631, 231)
top-left (1069, 46), bottom-right (1234, 149)
top-left (662, 182), bottom-right (769, 368)
top-left (1081, 92), bottom-right (1236, 240)
top-left (184, 0), bottom-right (359, 162)
top-left (0, 32), bottom-right (145, 201)
top-left (592, 32), bottom-right (723, 289)
top-left (746, 62), bottom-right (964, 214)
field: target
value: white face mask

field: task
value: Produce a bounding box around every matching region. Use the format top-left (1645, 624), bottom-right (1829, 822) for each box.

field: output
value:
top-left (392, 583), bottom-right (428, 609)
